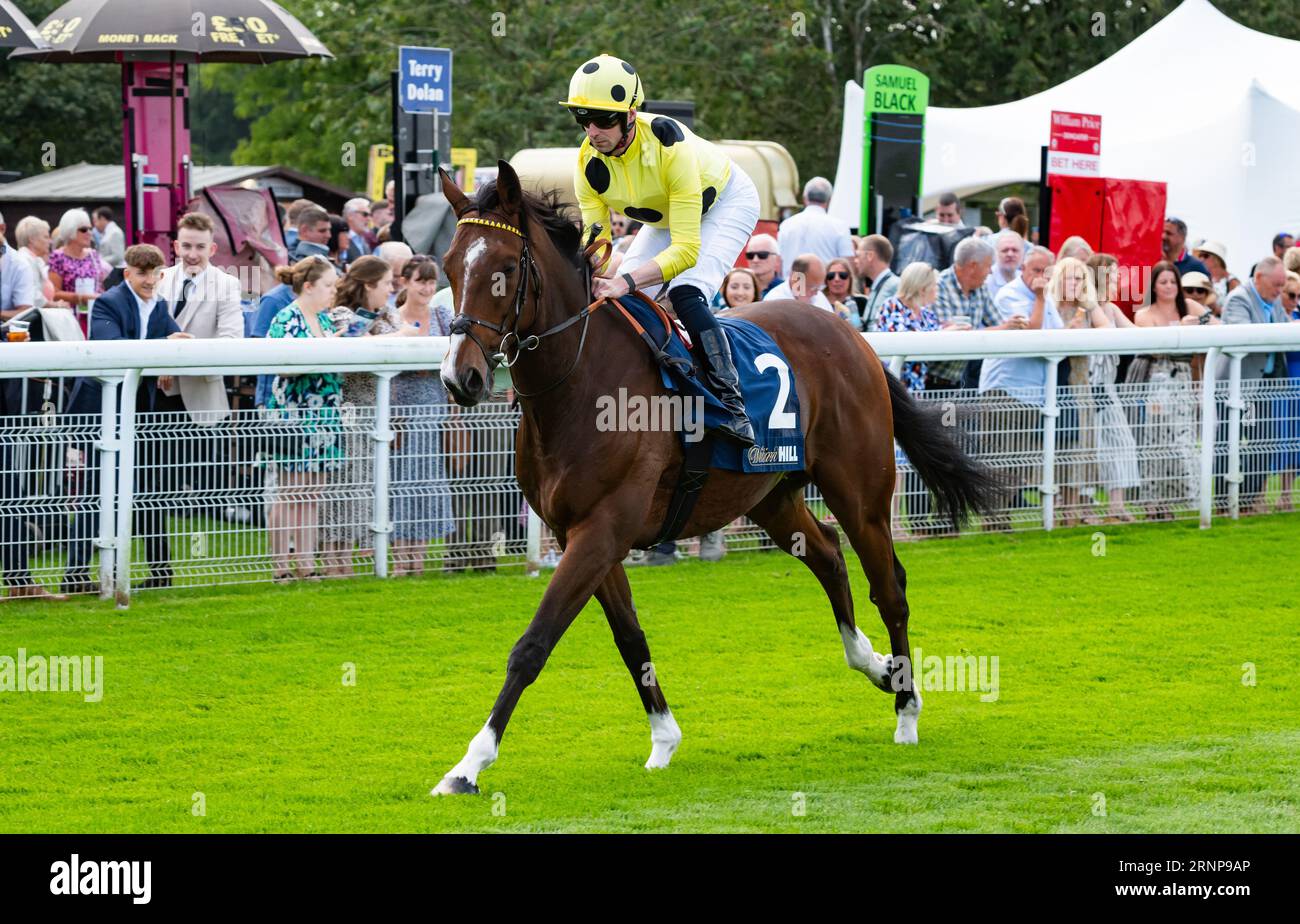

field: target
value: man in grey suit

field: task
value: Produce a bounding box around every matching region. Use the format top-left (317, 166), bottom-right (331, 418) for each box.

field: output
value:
top-left (854, 234), bottom-right (898, 332)
top-left (1218, 254), bottom-right (1288, 511)
top-left (401, 190), bottom-right (457, 270)
top-left (93, 206), bottom-right (126, 269)
top-left (156, 211), bottom-right (246, 522)
top-left (156, 212), bottom-right (245, 422)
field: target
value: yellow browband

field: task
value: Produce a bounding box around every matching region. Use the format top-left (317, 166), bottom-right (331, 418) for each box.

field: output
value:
top-left (457, 217), bottom-right (523, 237)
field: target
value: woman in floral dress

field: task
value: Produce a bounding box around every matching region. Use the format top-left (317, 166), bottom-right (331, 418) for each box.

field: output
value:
top-left (319, 256), bottom-right (403, 576)
top-left (48, 209), bottom-right (107, 336)
top-left (265, 257), bottom-right (344, 581)
top-left (875, 261), bottom-right (943, 534)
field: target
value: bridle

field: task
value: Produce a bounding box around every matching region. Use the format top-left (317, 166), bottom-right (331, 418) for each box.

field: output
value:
top-left (449, 213), bottom-right (612, 399)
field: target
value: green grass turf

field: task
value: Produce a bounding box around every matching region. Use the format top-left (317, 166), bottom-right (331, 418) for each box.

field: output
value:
top-left (1, 515), bottom-right (1296, 833)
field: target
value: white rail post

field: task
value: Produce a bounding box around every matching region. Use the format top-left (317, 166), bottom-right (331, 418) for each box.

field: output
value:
top-left (525, 505), bottom-right (542, 577)
top-left (371, 372), bottom-right (396, 579)
top-left (1199, 348), bottom-right (1220, 529)
top-left (1041, 357), bottom-right (1062, 531)
top-left (113, 370), bottom-right (141, 607)
top-left (1226, 353), bottom-right (1244, 519)
top-left (95, 376), bottom-right (122, 600)
top-left (888, 356), bottom-right (905, 377)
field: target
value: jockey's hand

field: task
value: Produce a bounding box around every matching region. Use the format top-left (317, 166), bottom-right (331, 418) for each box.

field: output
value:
top-left (592, 274), bottom-right (631, 301)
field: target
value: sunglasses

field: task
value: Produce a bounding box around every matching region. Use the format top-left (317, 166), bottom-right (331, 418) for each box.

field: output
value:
top-left (1284, 290), bottom-right (1300, 299)
top-left (826, 271), bottom-right (851, 280)
top-left (78, 226), bottom-right (92, 233)
top-left (745, 251), bottom-right (773, 260)
top-left (572, 108), bottom-right (624, 129)
top-left (1184, 287), bottom-right (1209, 296)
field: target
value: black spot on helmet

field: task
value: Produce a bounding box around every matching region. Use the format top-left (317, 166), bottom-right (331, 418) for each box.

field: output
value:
top-left (582, 60), bottom-right (600, 74)
top-left (650, 117), bottom-right (685, 147)
top-left (624, 206), bottom-right (664, 224)
top-left (622, 61), bottom-right (636, 75)
top-left (610, 84), bottom-right (626, 102)
top-left (585, 158), bottom-right (611, 194)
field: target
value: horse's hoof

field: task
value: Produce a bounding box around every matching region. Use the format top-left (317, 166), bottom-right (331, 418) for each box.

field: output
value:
top-left (894, 693), bottom-right (921, 744)
top-left (645, 751), bottom-right (674, 770)
top-left (431, 775), bottom-right (480, 796)
top-left (645, 711), bottom-right (681, 769)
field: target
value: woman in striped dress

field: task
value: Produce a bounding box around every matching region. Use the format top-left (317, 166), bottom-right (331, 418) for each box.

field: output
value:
top-left (390, 256), bottom-right (456, 574)
top-left (1084, 254), bottom-right (1141, 522)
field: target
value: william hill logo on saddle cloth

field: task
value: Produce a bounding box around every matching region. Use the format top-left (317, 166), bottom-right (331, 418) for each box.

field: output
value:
top-left (615, 296), bottom-right (805, 474)
top-left (747, 444), bottom-right (801, 466)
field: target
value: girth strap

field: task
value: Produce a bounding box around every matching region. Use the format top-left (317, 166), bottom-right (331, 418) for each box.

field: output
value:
top-left (644, 431), bottom-right (716, 550)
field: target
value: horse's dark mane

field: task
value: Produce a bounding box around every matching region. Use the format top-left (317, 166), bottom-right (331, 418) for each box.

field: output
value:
top-left (471, 181), bottom-right (584, 268)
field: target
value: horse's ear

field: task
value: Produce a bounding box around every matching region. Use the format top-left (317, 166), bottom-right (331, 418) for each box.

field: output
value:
top-left (439, 167), bottom-right (472, 219)
top-left (495, 159), bottom-right (524, 218)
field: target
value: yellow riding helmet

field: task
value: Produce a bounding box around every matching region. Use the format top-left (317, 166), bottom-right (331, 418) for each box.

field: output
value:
top-left (558, 53), bottom-right (644, 113)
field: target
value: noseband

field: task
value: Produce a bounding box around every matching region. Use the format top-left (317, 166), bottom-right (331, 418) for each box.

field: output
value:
top-left (450, 214), bottom-right (606, 398)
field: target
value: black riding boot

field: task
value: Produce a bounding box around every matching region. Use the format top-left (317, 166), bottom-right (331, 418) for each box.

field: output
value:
top-left (670, 286), bottom-right (756, 447)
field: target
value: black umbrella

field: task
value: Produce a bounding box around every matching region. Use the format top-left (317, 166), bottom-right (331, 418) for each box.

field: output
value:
top-left (10, 0), bottom-right (332, 62)
top-left (0, 0), bottom-right (50, 49)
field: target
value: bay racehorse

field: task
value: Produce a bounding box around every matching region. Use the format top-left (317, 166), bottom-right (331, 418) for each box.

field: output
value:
top-left (432, 161), bottom-right (998, 795)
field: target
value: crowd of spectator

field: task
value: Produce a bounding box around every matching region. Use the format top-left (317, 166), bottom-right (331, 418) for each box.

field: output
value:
top-left (3, 176), bottom-right (1300, 588)
top-left (0, 195), bottom-right (496, 600)
top-left (673, 181), bottom-right (1300, 541)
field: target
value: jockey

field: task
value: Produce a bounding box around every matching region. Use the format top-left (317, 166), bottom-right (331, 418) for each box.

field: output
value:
top-left (563, 53), bottom-right (760, 446)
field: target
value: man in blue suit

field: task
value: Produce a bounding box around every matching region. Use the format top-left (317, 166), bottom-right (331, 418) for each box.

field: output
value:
top-left (91, 245), bottom-right (185, 345)
top-left (64, 244), bottom-right (193, 593)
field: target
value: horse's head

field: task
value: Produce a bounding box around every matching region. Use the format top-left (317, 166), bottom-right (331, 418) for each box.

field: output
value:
top-left (439, 160), bottom-right (538, 407)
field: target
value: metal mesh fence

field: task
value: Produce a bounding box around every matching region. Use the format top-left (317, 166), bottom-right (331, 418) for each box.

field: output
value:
top-left (3, 375), bottom-right (1299, 595)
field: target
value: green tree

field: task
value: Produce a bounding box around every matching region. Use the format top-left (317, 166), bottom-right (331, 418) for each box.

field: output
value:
top-left (205, 0), bottom-right (835, 188)
top-left (190, 72), bottom-right (250, 164)
top-left (0, 0), bottom-right (120, 179)
top-left (13, 0), bottom-right (1298, 194)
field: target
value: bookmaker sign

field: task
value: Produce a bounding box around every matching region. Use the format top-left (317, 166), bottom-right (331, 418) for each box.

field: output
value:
top-left (1048, 110), bottom-right (1102, 178)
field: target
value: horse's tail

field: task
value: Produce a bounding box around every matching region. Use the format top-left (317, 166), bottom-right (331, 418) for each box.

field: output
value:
top-left (886, 367), bottom-right (1002, 529)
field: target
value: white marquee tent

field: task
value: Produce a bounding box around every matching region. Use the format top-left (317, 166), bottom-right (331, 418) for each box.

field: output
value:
top-left (828, 0), bottom-right (1300, 276)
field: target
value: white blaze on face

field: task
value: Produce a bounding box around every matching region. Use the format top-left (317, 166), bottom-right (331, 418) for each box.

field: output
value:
top-left (440, 236), bottom-right (490, 392)
top-left (440, 331), bottom-right (462, 390)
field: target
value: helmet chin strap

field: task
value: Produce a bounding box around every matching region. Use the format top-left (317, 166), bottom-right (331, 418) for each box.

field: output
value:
top-left (610, 111), bottom-right (635, 156)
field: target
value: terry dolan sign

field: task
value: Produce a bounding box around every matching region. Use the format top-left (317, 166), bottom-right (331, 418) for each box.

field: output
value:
top-left (399, 45), bottom-right (452, 115)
